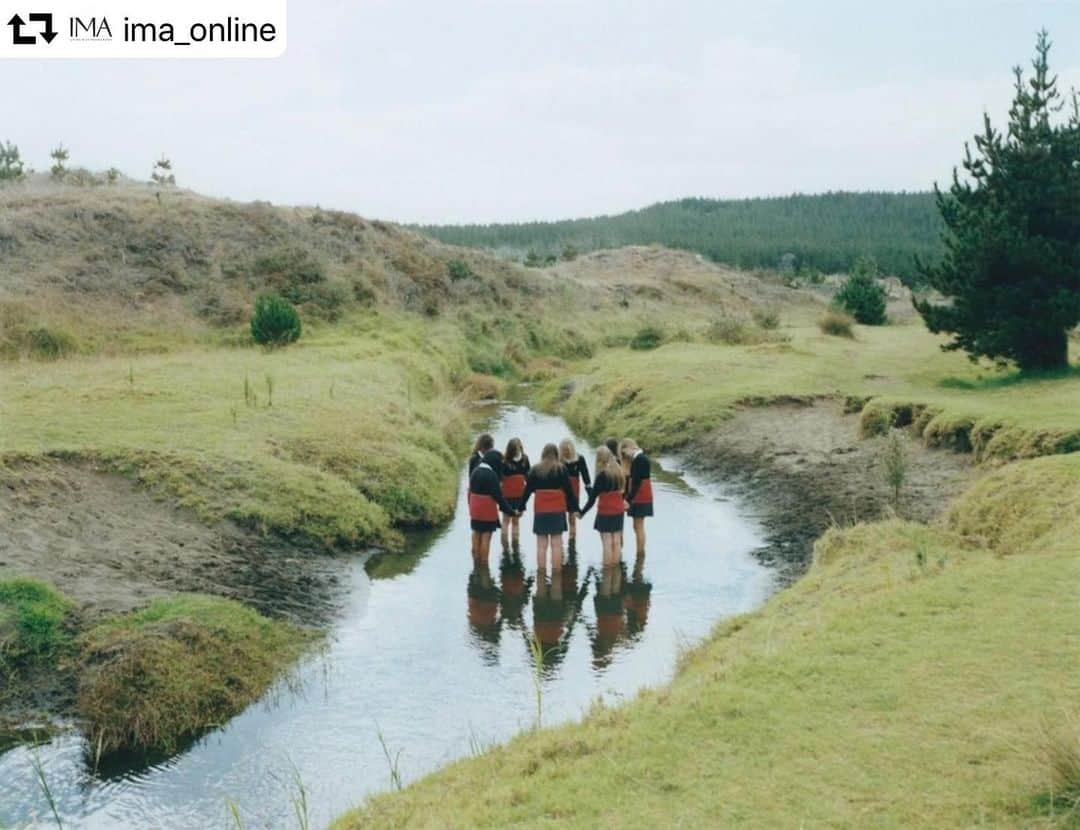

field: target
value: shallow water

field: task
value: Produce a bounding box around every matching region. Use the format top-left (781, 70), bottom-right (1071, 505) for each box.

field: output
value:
top-left (0, 405), bottom-right (776, 829)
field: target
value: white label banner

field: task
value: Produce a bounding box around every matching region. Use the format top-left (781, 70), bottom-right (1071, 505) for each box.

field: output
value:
top-left (1, 0), bottom-right (286, 58)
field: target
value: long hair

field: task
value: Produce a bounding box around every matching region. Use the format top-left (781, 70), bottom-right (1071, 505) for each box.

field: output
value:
top-left (504, 437), bottom-right (524, 462)
top-left (558, 438), bottom-right (578, 463)
top-left (473, 433), bottom-right (494, 455)
top-left (595, 446), bottom-right (625, 491)
top-left (535, 443), bottom-right (564, 477)
top-left (618, 438), bottom-right (640, 474)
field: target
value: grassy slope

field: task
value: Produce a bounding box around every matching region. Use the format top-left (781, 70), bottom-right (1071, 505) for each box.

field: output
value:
top-left (334, 455), bottom-right (1080, 828)
top-left (545, 316), bottom-right (1080, 460)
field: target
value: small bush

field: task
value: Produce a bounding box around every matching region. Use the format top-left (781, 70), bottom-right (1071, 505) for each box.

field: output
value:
top-left (819, 308), bottom-right (855, 338)
top-left (630, 326), bottom-right (665, 351)
top-left (0, 578), bottom-right (72, 662)
top-left (881, 430), bottom-right (908, 510)
top-left (835, 257), bottom-right (887, 325)
top-left (706, 317), bottom-right (759, 345)
top-left (251, 294), bottom-right (301, 347)
top-left (26, 327), bottom-right (78, 360)
top-left (752, 308), bottom-right (781, 329)
top-left (447, 259), bottom-right (475, 282)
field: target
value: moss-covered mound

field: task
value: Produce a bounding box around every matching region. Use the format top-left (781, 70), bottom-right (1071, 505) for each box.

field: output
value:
top-left (0, 577), bottom-right (72, 664)
top-left (77, 595), bottom-right (313, 756)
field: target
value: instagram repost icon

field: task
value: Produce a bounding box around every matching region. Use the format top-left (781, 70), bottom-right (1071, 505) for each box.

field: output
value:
top-left (7, 12), bottom-right (57, 45)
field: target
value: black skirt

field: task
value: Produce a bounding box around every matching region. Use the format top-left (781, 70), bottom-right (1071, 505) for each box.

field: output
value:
top-left (471, 519), bottom-right (500, 533)
top-left (594, 513), bottom-right (624, 533)
top-left (501, 496), bottom-right (526, 514)
top-left (627, 503), bottom-right (654, 518)
top-left (533, 511), bottom-right (568, 536)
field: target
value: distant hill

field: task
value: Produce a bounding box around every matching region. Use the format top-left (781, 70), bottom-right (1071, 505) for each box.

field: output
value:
top-left (418, 192), bottom-right (944, 282)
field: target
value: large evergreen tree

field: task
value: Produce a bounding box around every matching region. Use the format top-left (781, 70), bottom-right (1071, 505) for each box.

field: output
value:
top-left (915, 31), bottom-right (1080, 370)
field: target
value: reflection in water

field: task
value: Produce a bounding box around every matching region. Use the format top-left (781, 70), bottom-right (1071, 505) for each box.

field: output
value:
top-left (467, 545), bottom-right (655, 678)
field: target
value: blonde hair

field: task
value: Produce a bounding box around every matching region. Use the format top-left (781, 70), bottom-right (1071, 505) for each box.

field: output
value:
top-left (595, 446), bottom-right (625, 491)
top-left (535, 443), bottom-right (564, 477)
top-left (618, 438), bottom-right (640, 471)
top-left (558, 438), bottom-right (578, 463)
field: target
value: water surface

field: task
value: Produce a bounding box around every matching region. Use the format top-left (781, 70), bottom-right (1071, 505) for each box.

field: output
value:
top-left (0, 405), bottom-right (776, 829)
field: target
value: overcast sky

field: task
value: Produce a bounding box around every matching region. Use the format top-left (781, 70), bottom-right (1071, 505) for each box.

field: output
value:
top-left (8, 0), bottom-right (1079, 223)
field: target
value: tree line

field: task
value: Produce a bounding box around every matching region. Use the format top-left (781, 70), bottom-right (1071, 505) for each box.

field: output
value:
top-left (418, 191), bottom-right (944, 283)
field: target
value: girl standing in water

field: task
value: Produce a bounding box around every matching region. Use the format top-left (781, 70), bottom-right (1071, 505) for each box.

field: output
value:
top-left (578, 446), bottom-right (626, 566)
top-left (619, 438), bottom-right (653, 557)
top-left (559, 439), bottom-right (591, 546)
top-left (520, 443), bottom-right (579, 572)
top-left (469, 433), bottom-right (495, 478)
top-left (500, 438), bottom-right (530, 551)
top-left (468, 449), bottom-right (517, 562)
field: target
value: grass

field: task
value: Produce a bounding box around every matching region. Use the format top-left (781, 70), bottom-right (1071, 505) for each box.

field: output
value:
top-left (0, 578), bottom-right (72, 664)
top-left (77, 594), bottom-right (313, 756)
top-left (541, 318), bottom-right (1080, 463)
top-left (332, 453), bottom-right (1080, 828)
top-left (0, 315), bottom-right (476, 547)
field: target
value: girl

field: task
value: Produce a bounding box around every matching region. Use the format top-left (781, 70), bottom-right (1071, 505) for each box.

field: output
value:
top-left (578, 446), bottom-right (626, 566)
top-left (468, 449), bottom-right (517, 563)
top-left (520, 443), bottom-right (579, 572)
top-left (500, 438), bottom-right (530, 550)
top-left (468, 433), bottom-right (495, 478)
top-left (619, 438), bottom-right (653, 557)
top-left (559, 439), bottom-right (591, 545)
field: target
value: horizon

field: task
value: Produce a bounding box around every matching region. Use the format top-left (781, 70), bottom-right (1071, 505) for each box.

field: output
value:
top-left (6, 1), bottom-right (1079, 224)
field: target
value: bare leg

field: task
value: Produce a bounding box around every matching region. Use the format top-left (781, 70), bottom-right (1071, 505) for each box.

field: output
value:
top-left (536, 535), bottom-right (550, 572)
top-left (500, 522), bottom-right (509, 550)
top-left (633, 517), bottom-right (646, 556)
top-left (478, 533), bottom-right (493, 565)
top-left (551, 534), bottom-right (564, 572)
top-left (471, 530), bottom-right (480, 558)
top-left (568, 512), bottom-right (577, 542)
top-left (511, 515), bottom-right (520, 548)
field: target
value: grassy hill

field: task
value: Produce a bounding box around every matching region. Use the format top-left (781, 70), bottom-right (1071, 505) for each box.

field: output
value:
top-left (418, 191), bottom-right (943, 282)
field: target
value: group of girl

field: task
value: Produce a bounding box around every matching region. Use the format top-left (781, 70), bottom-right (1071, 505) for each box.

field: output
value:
top-left (467, 433), bottom-right (654, 570)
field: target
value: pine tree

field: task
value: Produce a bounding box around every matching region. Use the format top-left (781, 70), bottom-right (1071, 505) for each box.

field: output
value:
top-left (151, 156), bottom-right (176, 186)
top-left (915, 31), bottom-right (1080, 370)
top-left (0, 141), bottom-right (25, 182)
top-left (49, 144), bottom-right (69, 180)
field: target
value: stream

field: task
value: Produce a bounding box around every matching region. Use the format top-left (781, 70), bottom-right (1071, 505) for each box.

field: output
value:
top-left (0, 404), bottom-right (777, 829)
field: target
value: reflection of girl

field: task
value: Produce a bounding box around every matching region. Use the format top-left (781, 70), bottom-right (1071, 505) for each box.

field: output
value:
top-left (468, 449), bottom-right (516, 563)
top-left (591, 562), bottom-right (626, 669)
top-left (467, 562), bottom-right (501, 656)
top-left (619, 438), bottom-right (653, 557)
top-left (625, 550), bottom-right (652, 635)
top-left (559, 439), bottom-right (591, 546)
top-left (521, 444), bottom-right (579, 572)
top-left (500, 438), bottom-right (530, 551)
top-left (498, 552), bottom-right (531, 626)
top-left (578, 446), bottom-right (626, 565)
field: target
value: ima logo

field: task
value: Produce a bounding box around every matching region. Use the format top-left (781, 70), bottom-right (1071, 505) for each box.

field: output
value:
top-left (7, 12), bottom-right (58, 44)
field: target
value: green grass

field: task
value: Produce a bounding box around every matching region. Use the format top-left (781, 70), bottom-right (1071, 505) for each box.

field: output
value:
top-left (77, 594), bottom-right (313, 756)
top-left (0, 314), bottom-right (477, 547)
top-left (0, 578), bottom-right (73, 664)
top-left (542, 319), bottom-right (1080, 461)
top-left (333, 454), bottom-right (1080, 828)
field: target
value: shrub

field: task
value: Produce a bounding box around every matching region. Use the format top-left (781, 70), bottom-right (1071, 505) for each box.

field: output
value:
top-left (752, 308), bottom-right (781, 329)
top-left (0, 140), bottom-right (25, 182)
top-left (447, 259), bottom-right (475, 282)
top-left (881, 430), bottom-right (908, 510)
top-left (0, 578), bottom-right (72, 662)
top-left (706, 317), bottom-right (760, 345)
top-left (1039, 711), bottom-right (1080, 812)
top-left (629, 325), bottom-right (665, 351)
top-left (819, 308), bottom-right (855, 338)
top-left (26, 327), bottom-right (78, 360)
top-left (251, 294), bottom-right (301, 347)
top-left (835, 256), bottom-right (887, 325)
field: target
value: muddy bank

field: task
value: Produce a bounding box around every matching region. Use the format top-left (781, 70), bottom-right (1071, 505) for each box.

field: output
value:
top-left (688, 399), bottom-right (979, 582)
top-left (0, 459), bottom-right (351, 626)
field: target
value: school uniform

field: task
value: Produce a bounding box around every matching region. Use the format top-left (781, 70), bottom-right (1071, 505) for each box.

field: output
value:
top-left (521, 464), bottom-right (579, 536)
top-left (468, 458), bottom-right (514, 534)
top-left (579, 470), bottom-right (625, 533)
top-left (626, 450), bottom-right (654, 518)
top-left (500, 454), bottom-right (530, 514)
top-left (564, 456), bottom-right (591, 504)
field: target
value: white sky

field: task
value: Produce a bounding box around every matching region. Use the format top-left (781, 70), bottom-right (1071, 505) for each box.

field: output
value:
top-left (7, 0), bottom-right (1080, 223)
